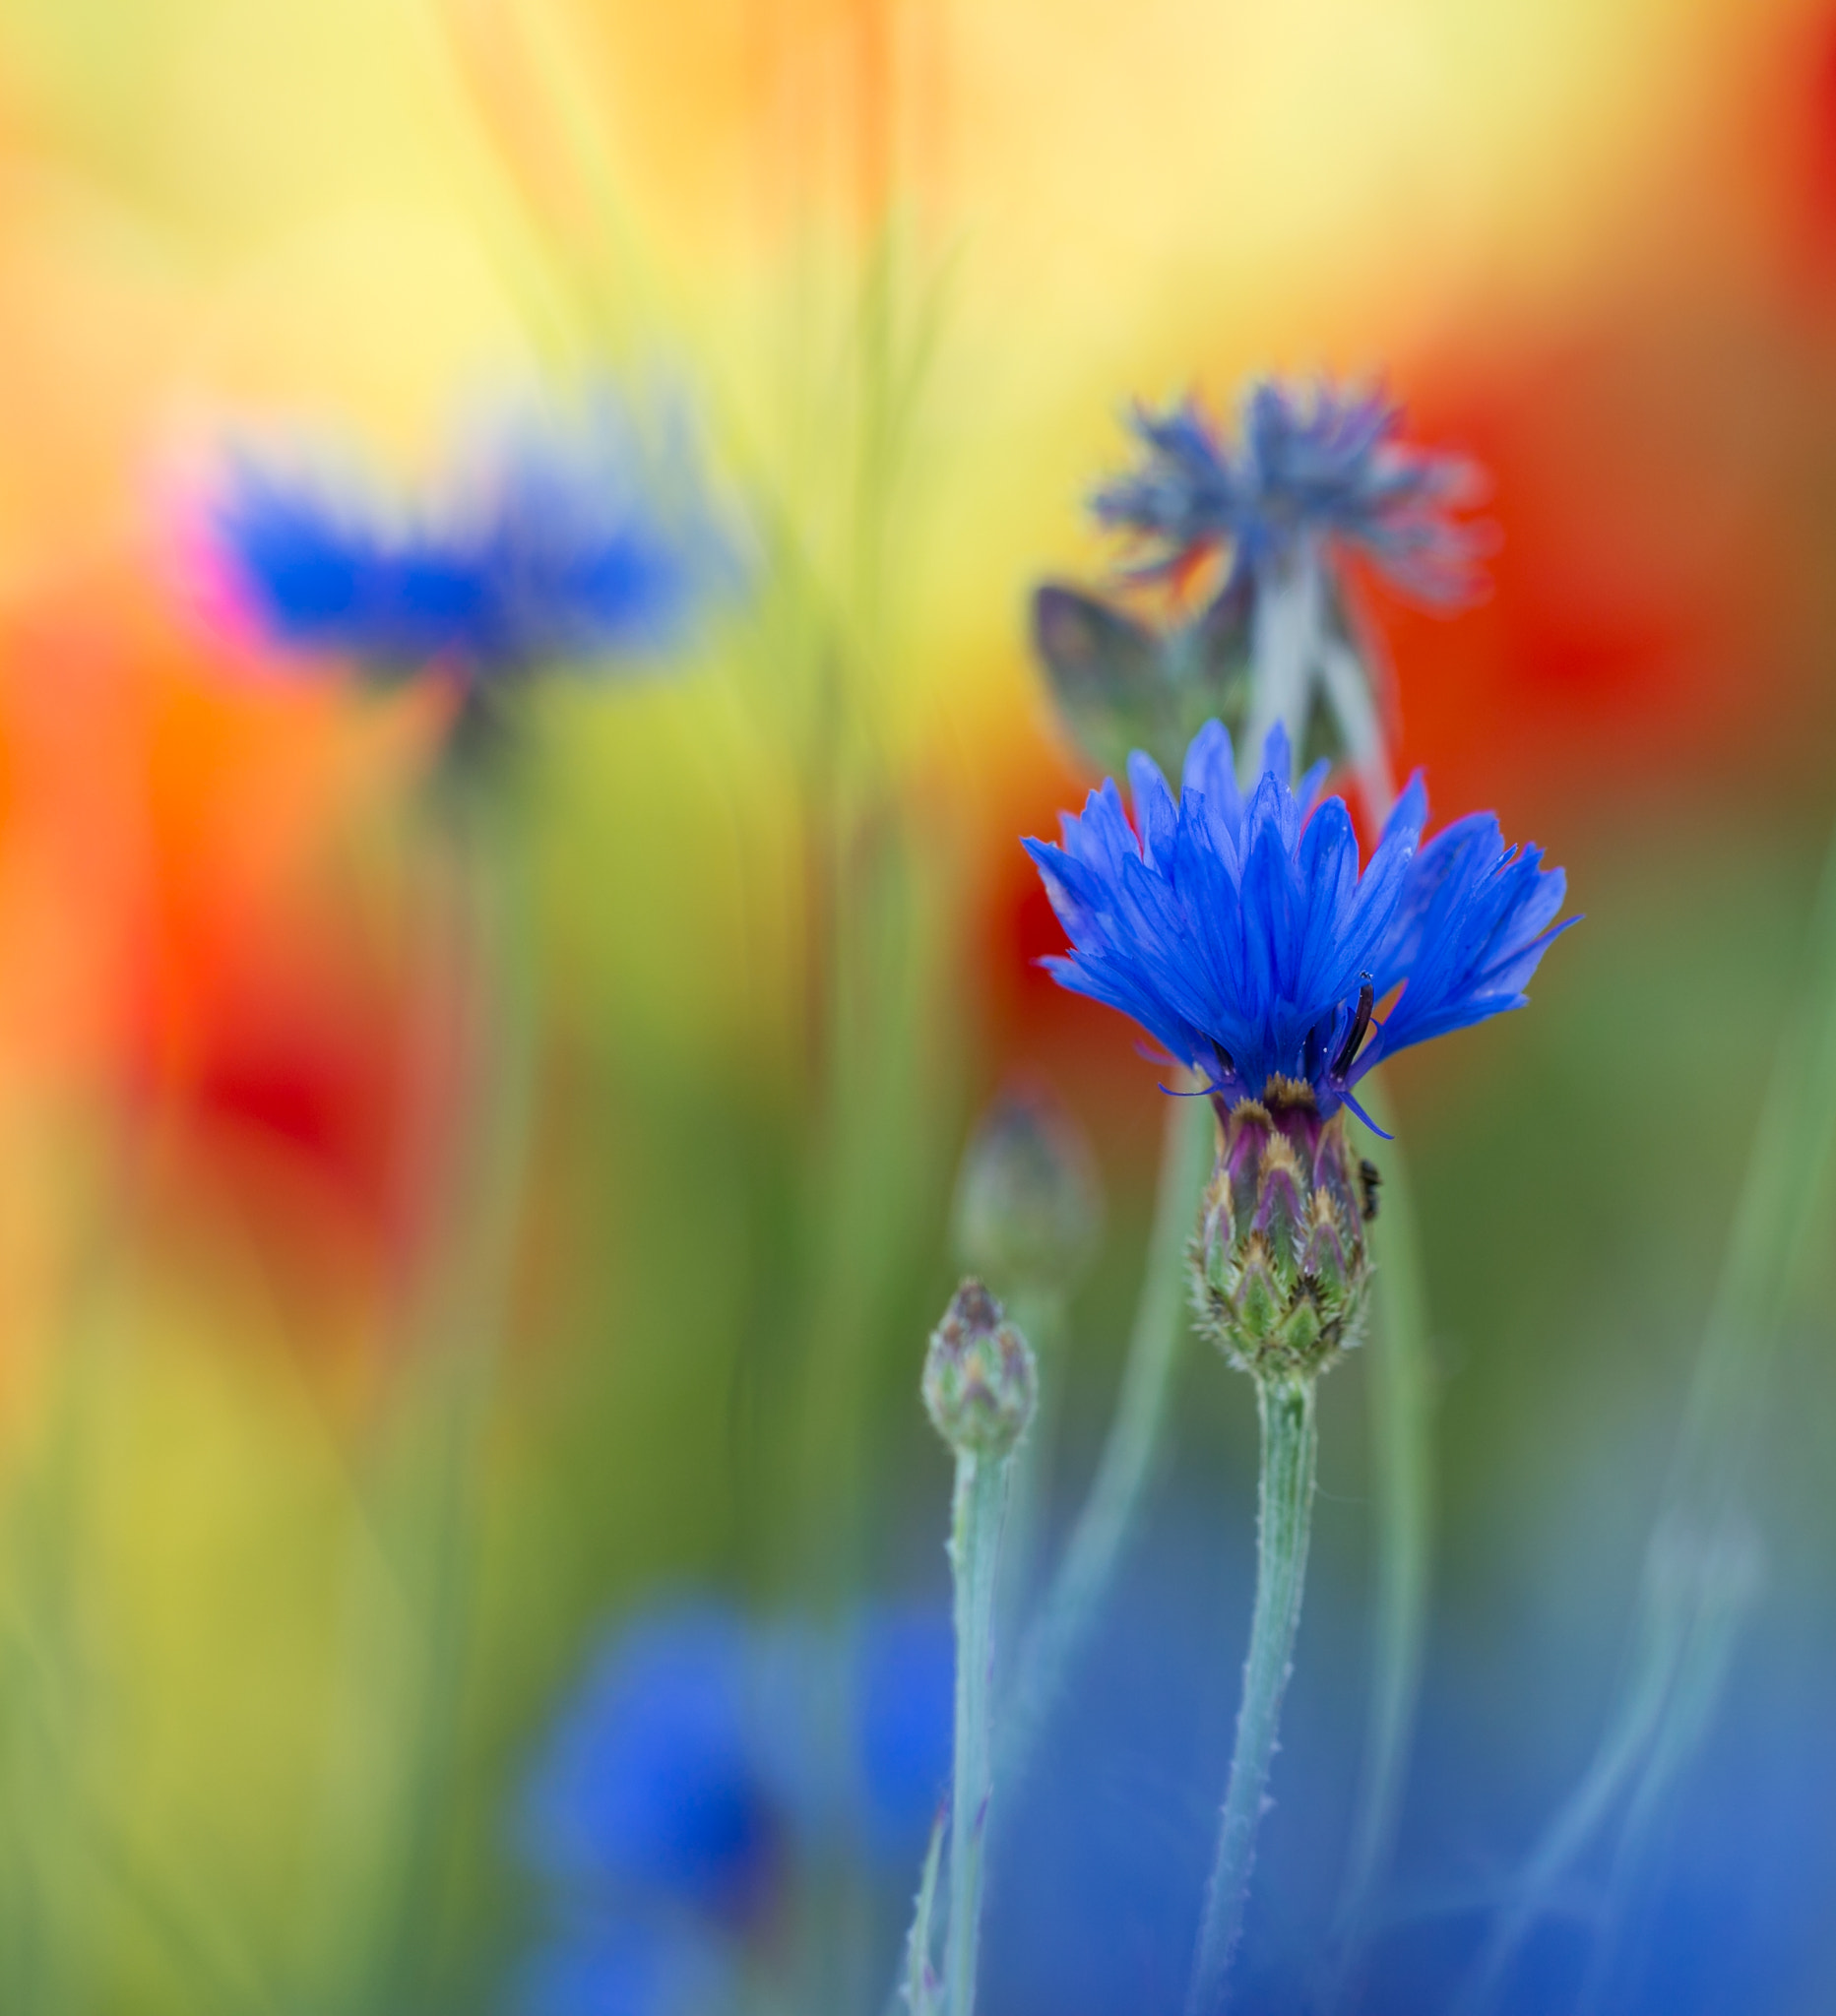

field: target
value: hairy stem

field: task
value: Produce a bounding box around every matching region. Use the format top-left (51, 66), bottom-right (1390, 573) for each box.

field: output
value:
top-left (1188, 1374), bottom-right (1319, 2016)
top-left (998, 1093), bottom-right (1214, 1790)
top-left (945, 1451), bottom-right (1011, 2016)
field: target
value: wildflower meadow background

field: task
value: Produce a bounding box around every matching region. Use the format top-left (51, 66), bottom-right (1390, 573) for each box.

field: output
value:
top-left (3, 3), bottom-right (1836, 2014)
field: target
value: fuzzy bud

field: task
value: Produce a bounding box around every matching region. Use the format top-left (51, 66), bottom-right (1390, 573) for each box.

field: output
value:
top-left (922, 1279), bottom-right (1038, 1460)
top-left (951, 1082), bottom-right (1104, 1295)
top-left (1191, 1084), bottom-right (1374, 1378)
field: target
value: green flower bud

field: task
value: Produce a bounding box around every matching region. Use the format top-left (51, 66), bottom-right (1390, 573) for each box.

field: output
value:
top-left (1190, 1082), bottom-right (1374, 1379)
top-left (951, 1082), bottom-right (1104, 1295)
top-left (923, 1279), bottom-right (1038, 1460)
top-left (1030, 583), bottom-right (1251, 780)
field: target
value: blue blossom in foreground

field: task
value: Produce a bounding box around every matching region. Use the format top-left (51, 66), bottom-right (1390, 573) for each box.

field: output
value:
top-left (205, 392), bottom-right (730, 682)
top-left (1094, 379), bottom-right (1489, 608)
top-left (513, 1600), bottom-right (952, 2015)
top-left (1024, 720), bottom-right (1571, 1128)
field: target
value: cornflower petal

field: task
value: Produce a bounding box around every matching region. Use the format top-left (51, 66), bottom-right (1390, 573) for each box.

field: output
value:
top-left (1026, 721), bottom-right (1568, 1114)
top-left (1127, 751), bottom-right (1180, 871)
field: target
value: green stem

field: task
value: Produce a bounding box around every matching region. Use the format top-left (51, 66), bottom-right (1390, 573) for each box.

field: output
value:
top-left (945, 1449), bottom-right (1011, 2016)
top-left (1187, 1374), bottom-right (1319, 2016)
top-left (901, 1810), bottom-right (947, 2016)
top-left (998, 1093), bottom-right (1214, 1791)
top-left (1571, 1518), bottom-right (1759, 2016)
top-left (1326, 1099), bottom-right (1432, 1986)
top-left (994, 1288), bottom-right (1064, 1647)
top-left (302, 788), bottom-right (539, 2016)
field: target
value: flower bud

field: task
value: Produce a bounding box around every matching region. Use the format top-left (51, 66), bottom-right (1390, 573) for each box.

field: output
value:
top-left (1190, 1083), bottom-right (1373, 1378)
top-left (922, 1280), bottom-right (1038, 1460)
top-left (1030, 581), bottom-right (1251, 780)
top-left (951, 1082), bottom-right (1104, 1296)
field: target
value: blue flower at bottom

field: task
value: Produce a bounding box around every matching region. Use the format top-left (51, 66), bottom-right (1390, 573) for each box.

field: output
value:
top-left (519, 1606), bottom-right (784, 1925)
top-left (513, 1920), bottom-right (730, 2016)
top-left (205, 392), bottom-right (729, 681)
top-left (514, 1599), bottom-right (953, 2014)
top-left (1024, 720), bottom-right (1571, 1123)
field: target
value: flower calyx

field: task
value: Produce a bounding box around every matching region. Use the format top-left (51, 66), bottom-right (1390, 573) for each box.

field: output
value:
top-left (1190, 1086), bottom-right (1374, 1379)
top-left (922, 1279), bottom-right (1038, 1461)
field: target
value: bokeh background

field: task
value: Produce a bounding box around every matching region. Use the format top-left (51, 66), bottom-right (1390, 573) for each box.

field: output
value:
top-left (2, 2), bottom-right (1836, 2012)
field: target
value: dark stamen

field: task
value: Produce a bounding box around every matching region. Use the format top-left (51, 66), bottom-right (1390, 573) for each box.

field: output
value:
top-left (1332, 976), bottom-right (1376, 1079)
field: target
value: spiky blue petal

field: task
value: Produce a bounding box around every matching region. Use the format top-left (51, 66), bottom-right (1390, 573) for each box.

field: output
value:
top-left (1093, 379), bottom-right (1488, 607)
top-left (1026, 721), bottom-right (1570, 1114)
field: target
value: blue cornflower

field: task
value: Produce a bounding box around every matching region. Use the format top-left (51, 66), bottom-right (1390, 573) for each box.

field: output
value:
top-left (513, 1920), bottom-right (730, 2016)
top-left (1024, 720), bottom-right (1570, 1127)
top-left (204, 391), bottom-right (730, 682)
top-left (519, 1606), bottom-right (785, 1926)
top-left (1093, 379), bottom-right (1488, 608)
top-left (514, 1599), bottom-right (952, 2014)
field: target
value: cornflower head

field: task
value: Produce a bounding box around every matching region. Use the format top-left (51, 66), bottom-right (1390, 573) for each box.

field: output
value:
top-left (514, 1600), bottom-right (952, 2015)
top-left (198, 388), bottom-right (733, 729)
top-left (1034, 379), bottom-right (1488, 815)
top-left (1094, 380), bottom-right (1488, 608)
top-left (1026, 720), bottom-right (1570, 1375)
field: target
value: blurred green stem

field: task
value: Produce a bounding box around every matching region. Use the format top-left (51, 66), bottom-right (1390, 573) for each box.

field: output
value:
top-left (994, 1287), bottom-right (1065, 1645)
top-left (1571, 1517), bottom-right (1760, 2016)
top-left (309, 785), bottom-right (539, 2016)
top-left (997, 1092), bottom-right (1214, 1792)
top-left (1461, 815), bottom-right (1836, 2013)
top-left (1322, 1091), bottom-right (1433, 1999)
top-left (944, 1448), bottom-right (1012, 2016)
top-left (1187, 1374), bottom-right (1319, 2016)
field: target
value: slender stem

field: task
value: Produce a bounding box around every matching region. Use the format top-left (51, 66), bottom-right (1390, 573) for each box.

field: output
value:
top-left (900, 1809), bottom-right (947, 2016)
top-left (1188, 1375), bottom-right (1319, 2016)
top-left (1571, 1519), bottom-right (1758, 2016)
top-left (1241, 549), bottom-right (1319, 783)
top-left (945, 1450), bottom-right (1011, 2016)
top-left (998, 1093), bottom-right (1215, 1791)
top-left (994, 1288), bottom-right (1064, 1646)
top-left (1325, 1098), bottom-right (1432, 1990)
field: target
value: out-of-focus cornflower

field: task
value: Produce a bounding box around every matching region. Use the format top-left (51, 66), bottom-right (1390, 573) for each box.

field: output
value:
top-left (1025, 720), bottom-right (1568, 1129)
top-left (1094, 380), bottom-right (1488, 608)
top-left (513, 1600), bottom-right (952, 2016)
top-left (1034, 379), bottom-right (1488, 808)
top-left (198, 392), bottom-right (732, 695)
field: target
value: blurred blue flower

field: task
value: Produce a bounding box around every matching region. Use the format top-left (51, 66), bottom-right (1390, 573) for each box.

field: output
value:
top-left (204, 391), bottom-right (730, 681)
top-left (512, 1920), bottom-right (730, 2016)
top-left (1093, 379), bottom-right (1489, 608)
top-left (513, 1599), bottom-right (952, 2013)
top-left (1024, 720), bottom-right (1570, 1122)
top-left (853, 1605), bottom-right (955, 1862)
top-left (519, 1606), bottom-right (784, 1926)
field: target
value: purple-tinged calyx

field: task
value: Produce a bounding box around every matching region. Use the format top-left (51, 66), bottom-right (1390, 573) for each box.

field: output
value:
top-left (1193, 1088), bottom-right (1372, 1378)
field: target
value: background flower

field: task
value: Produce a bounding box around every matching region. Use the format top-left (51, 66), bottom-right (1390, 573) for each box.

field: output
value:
top-left (198, 392), bottom-right (733, 684)
top-left (1094, 383), bottom-right (1490, 608)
